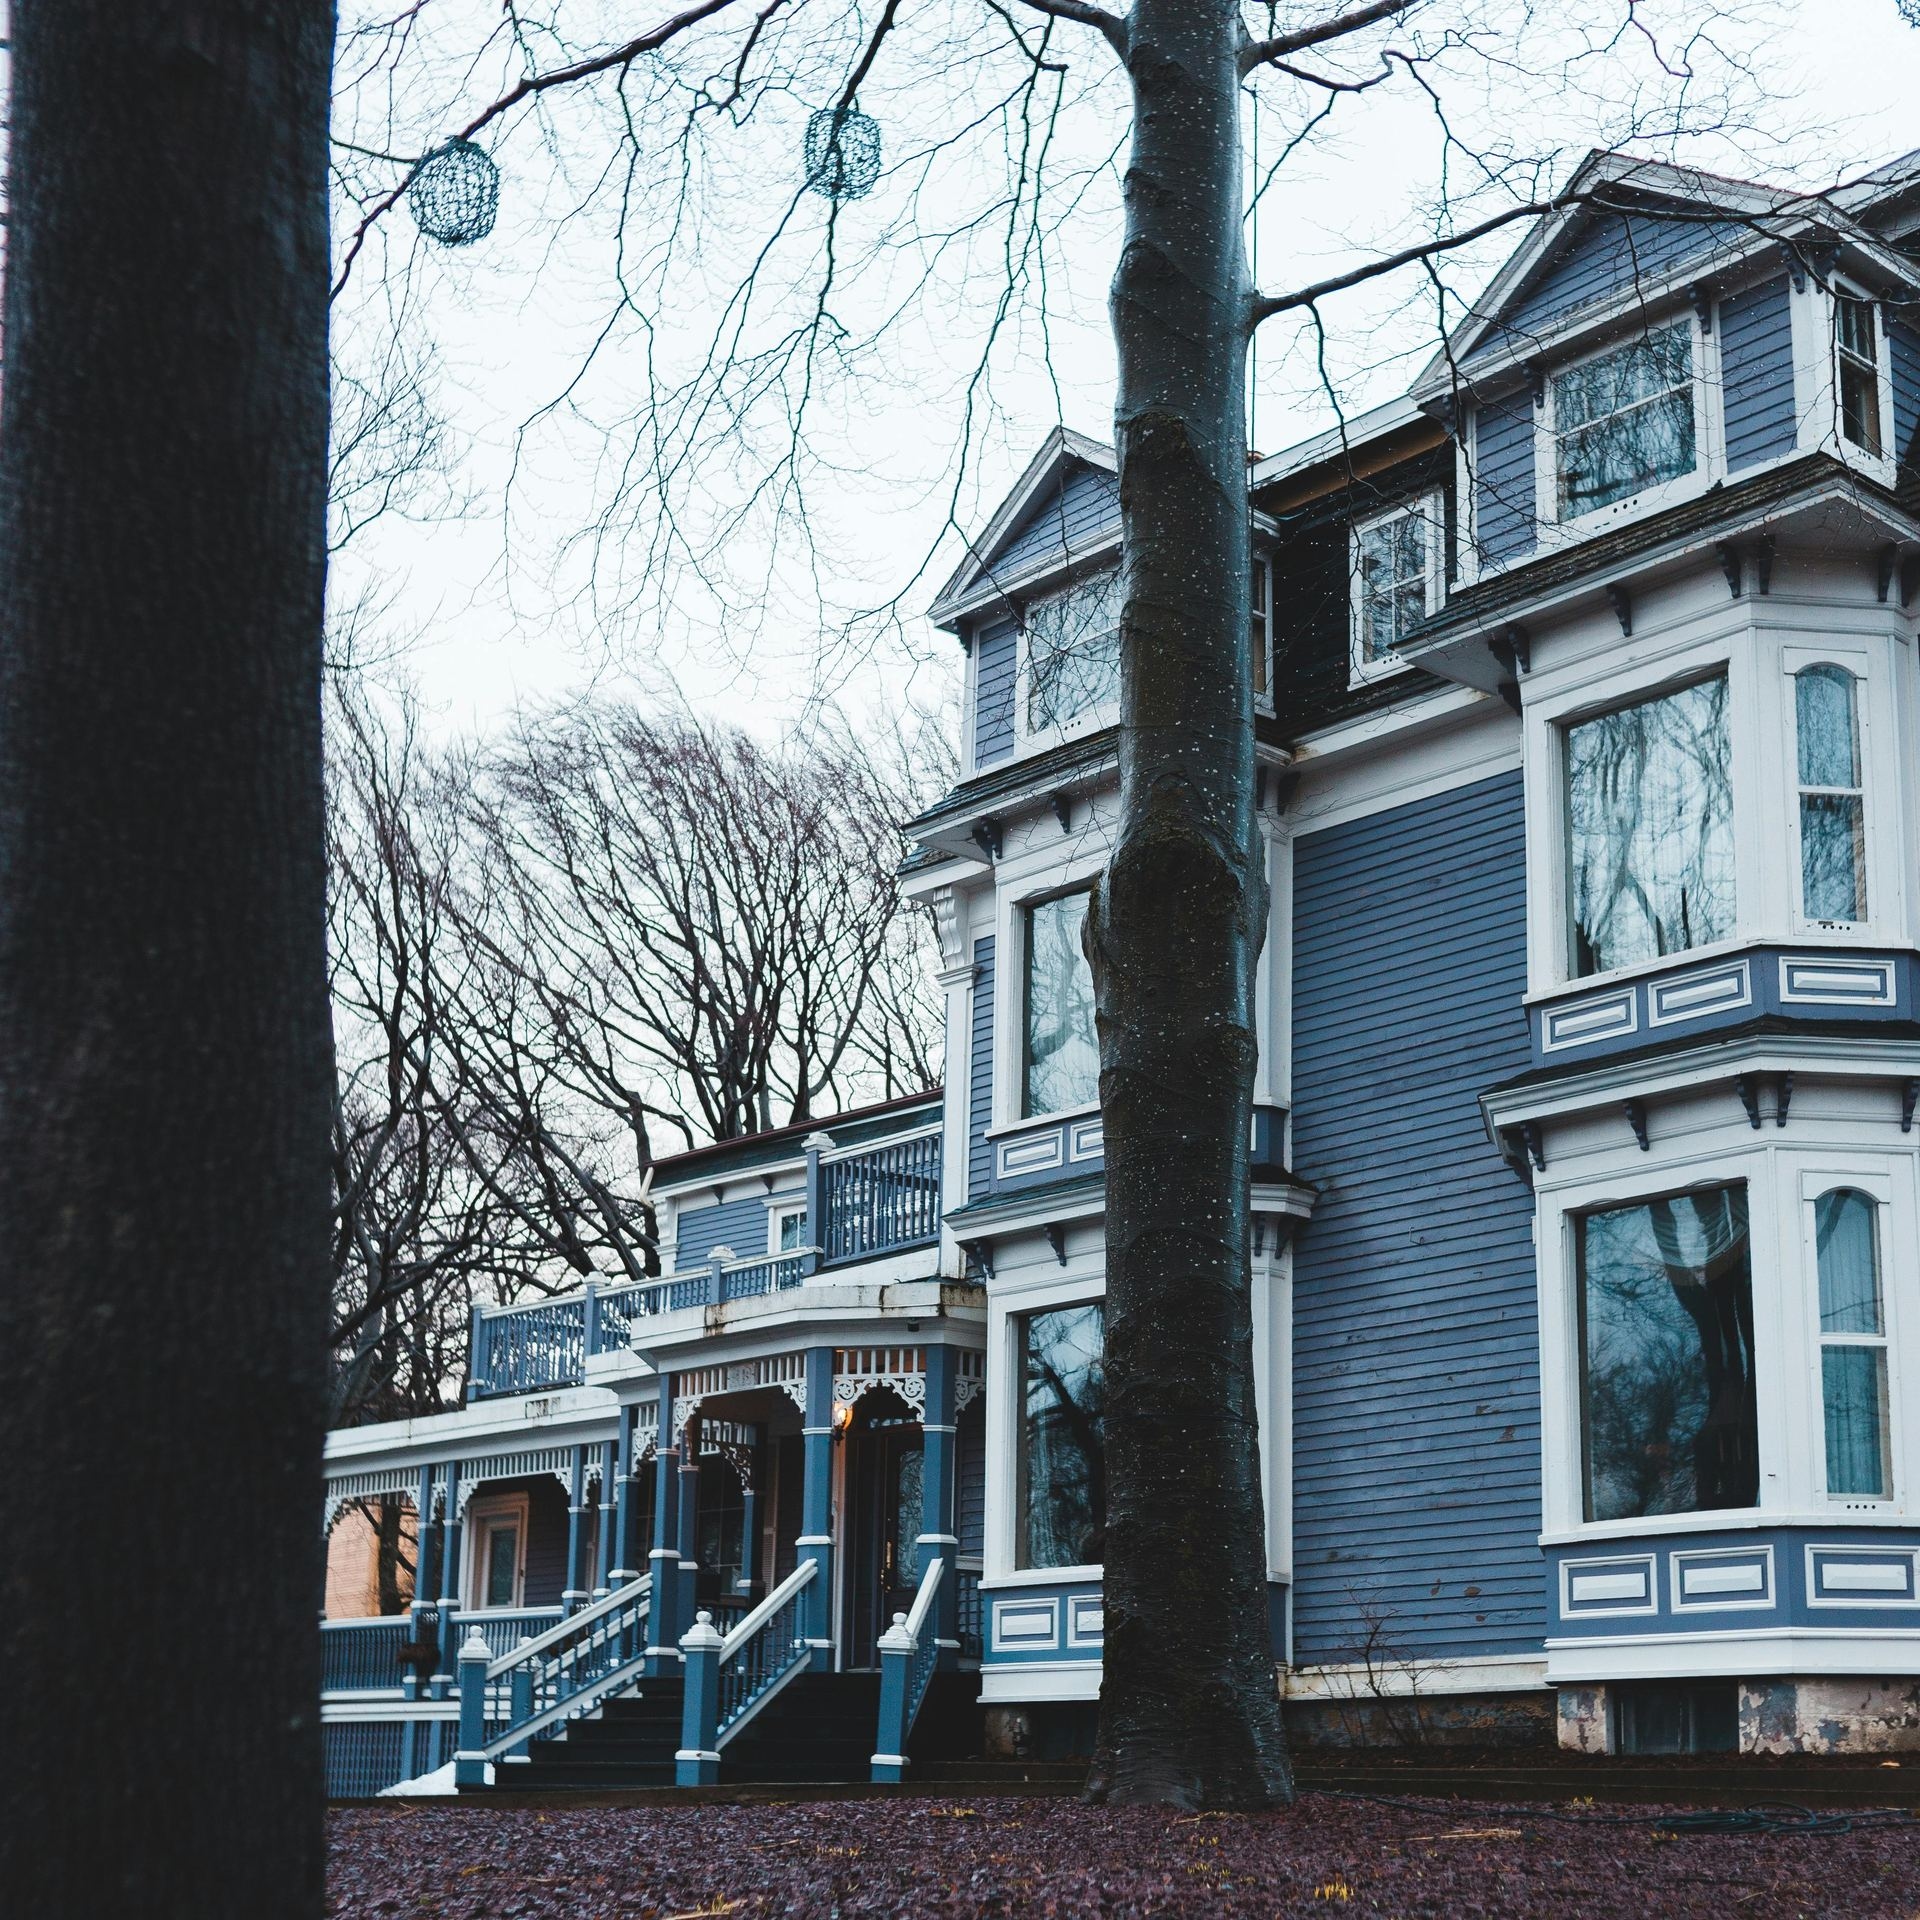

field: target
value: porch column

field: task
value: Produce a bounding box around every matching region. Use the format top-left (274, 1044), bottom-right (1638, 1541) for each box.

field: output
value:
top-left (799, 1345), bottom-right (836, 1670)
top-left (435, 1466), bottom-right (465, 1691)
top-left (735, 1472), bottom-right (760, 1595)
top-left (675, 1412), bottom-right (701, 1636)
top-left (563, 1444), bottom-right (590, 1613)
top-left (594, 1439), bottom-right (617, 1597)
top-left (918, 1345), bottom-right (960, 1662)
top-left (611, 1403), bottom-right (642, 1586)
top-left (405, 1464), bottom-right (439, 1701)
top-left (645, 1375), bottom-right (681, 1672)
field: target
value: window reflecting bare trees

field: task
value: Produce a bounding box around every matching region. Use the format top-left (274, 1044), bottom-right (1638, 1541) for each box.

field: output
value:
top-left (1018, 1303), bottom-right (1106, 1571)
top-left (1578, 1186), bottom-right (1758, 1523)
top-left (1567, 675), bottom-right (1734, 977)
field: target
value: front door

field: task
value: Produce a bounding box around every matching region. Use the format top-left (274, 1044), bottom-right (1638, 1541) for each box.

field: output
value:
top-left (844, 1419), bottom-right (923, 1669)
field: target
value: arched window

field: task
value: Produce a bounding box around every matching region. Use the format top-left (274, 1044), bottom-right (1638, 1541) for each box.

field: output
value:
top-left (1815, 1188), bottom-right (1890, 1499)
top-left (1795, 665), bottom-right (1866, 924)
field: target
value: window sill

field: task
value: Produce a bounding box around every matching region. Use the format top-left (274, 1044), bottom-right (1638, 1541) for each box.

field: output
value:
top-left (985, 1103), bottom-right (1101, 1142)
top-left (982, 1565), bottom-right (1104, 1589)
top-left (1540, 1507), bottom-right (1913, 1548)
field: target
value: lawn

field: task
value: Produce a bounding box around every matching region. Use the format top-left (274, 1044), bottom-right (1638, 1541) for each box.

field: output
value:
top-left (329, 1791), bottom-right (1920, 1917)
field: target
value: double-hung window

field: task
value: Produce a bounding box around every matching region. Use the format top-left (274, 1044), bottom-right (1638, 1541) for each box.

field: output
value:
top-left (1026, 570), bottom-right (1121, 735)
top-left (1022, 889), bottom-right (1099, 1116)
top-left (1814, 1188), bottom-right (1892, 1501)
top-left (1794, 664), bottom-right (1867, 925)
top-left (1565, 674), bottom-right (1735, 977)
top-left (1016, 1302), bottom-right (1106, 1569)
top-left (1576, 1185), bottom-right (1759, 1523)
top-left (1350, 496), bottom-right (1439, 680)
top-left (1836, 292), bottom-right (1884, 457)
top-left (1552, 322), bottom-right (1697, 521)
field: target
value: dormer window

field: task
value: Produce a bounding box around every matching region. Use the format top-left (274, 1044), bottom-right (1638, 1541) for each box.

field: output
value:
top-left (1552, 321), bottom-right (1696, 521)
top-left (1350, 494), bottom-right (1440, 683)
top-left (1025, 571), bottom-right (1121, 736)
top-left (1835, 292), bottom-right (1883, 457)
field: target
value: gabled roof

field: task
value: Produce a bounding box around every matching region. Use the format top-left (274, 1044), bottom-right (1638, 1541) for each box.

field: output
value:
top-left (1411, 149), bottom-right (1920, 407)
top-left (927, 426), bottom-right (1118, 630)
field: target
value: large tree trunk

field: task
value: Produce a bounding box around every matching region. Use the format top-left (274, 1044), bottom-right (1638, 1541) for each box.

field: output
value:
top-left (1086, 0), bottom-right (1292, 1808)
top-left (0, 4), bottom-right (336, 1913)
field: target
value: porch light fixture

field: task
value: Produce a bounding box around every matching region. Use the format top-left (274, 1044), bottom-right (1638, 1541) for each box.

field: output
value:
top-left (832, 1399), bottom-right (854, 1439)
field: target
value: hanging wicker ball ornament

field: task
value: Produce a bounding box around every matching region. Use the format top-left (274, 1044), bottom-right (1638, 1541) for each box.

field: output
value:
top-left (803, 106), bottom-right (882, 202)
top-left (407, 138), bottom-right (501, 247)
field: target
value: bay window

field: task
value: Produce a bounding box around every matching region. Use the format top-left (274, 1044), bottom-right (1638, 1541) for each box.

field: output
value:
top-left (1026, 570), bottom-right (1121, 734)
top-left (1577, 1185), bottom-right (1758, 1524)
top-left (1794, 664), bottom-right (1867, 925)
top-left (1017, 1302), bottom-right (1105, 1569)
top-left (1023, 889), bottom-right (1099, 1116)
top-left (1552, 321), bottom-right (1696, 520)
top-left (1566, 674), bottom-right (1735, 977)
top-left (1814, 1188), bottom-right (1892, 1500)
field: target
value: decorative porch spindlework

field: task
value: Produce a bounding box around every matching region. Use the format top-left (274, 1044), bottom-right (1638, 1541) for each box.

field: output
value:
top-left (323, 1464), bottom-right (421, 1532)
top-left (671, 1354), bottom-right (809, 1438)
top-left (455, 1446), bottom-right (577, 1516)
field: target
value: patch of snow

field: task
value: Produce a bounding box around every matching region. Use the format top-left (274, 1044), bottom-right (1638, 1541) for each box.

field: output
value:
top-left (379, 1759), bottom-right (491, 1796)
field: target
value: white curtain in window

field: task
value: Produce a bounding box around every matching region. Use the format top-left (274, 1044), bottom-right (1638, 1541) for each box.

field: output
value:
top-left (1816, 1189), bottom-right (1889, 1499)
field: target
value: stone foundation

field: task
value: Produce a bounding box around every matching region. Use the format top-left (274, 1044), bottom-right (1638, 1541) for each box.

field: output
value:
top-left (1557, 1677), bottom-right (1920, 1754)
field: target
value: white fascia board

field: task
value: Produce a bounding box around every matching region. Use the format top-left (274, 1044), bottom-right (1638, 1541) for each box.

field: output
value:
top-left (931, 530), bottom-right (1122, 631)
top-left (649, 1153), bottom-right (808, 1204)
top-left (900, 855), bottom-right (989, 906)
top-left (1481, 1028), bottom-right (1920, 1144)
top-left (1283, 1652), bottom-right (1548, 1699)
top-left (928, 428), bottom-right (1117, 627)
top-left (1288, 683), bottom-right (1494, 773)
top-left (1546, 1627), bottom-right (1920, 1685)
top-left (1249, 392), bottom-right (1428, 489)
top-left (324, 1388), bottom-right (624, 1472)
top-left (978, 1660), bottom-right (1102, 1704)
top-left (625, 1273), bottom-right (978, 1365)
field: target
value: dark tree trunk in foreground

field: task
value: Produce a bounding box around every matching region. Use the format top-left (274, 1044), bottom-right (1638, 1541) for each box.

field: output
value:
top-left (0, 4), bottom-right (336, 1914)
top-left (1085, 0), bottom-right (1292, 1808)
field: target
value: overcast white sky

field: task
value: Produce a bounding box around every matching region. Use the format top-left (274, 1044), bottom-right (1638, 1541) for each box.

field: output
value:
top-left (323, 0), bottom-right (1920, 744)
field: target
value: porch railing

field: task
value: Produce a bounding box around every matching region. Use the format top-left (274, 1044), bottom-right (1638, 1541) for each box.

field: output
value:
top-left (469, 1295), bottom-right (587, 1399)
top-left (675, 1559), bottom-right (818, 1784)
top-left (870, 1555), bottom-right (946, 1782)
top-left (453, 1574), bottom-right (652, 1784)
top-left (450, 1605), bottom-right (566, 1660)
top-left (955, 1562), bottom-right (983, 1665)
top-left (817, 1127), bottom-right (942, 1267)
top-left (320, 1617), bottom-right (411, 1694)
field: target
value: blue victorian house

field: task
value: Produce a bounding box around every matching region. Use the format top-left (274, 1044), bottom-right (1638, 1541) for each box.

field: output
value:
top-left (321, 146), bottom-right (1920, 1793)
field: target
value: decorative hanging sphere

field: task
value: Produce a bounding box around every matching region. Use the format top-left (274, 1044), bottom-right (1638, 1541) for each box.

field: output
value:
top-left (407, 138), bottom-right (501, 247)
top-left (803, 106), bottom-right (882, 202)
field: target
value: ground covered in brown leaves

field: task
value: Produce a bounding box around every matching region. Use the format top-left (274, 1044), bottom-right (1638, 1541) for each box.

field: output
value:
top-left (328, 1792), bottom-right (1920, 1918)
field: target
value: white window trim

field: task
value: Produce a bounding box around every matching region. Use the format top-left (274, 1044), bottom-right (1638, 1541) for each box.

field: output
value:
top-left (1533, 309), bottom-right (1721, 553)
top-left (1798, 1165), bottom-right (1904, 1513)
top-left (993, 860), bottom-right (1107, 1132)
top-left (1535, 640), bottom-right (1744, 991)
top-left (1253, 550), bottom-right (1275, 716)
top-left (767, 1198), bottom-right (807, 1257)
top-left (1784, 647), bottom-right (1881, 939)
top-left (465, 1492), bottom-right (531, 1611)
top-left (994, 1288), bottom-right (1107, 1584)
top-left (1014, 569), bottom-right (1122, 753)
top-left (1825, 277), bottom-right (1898, 489)
top-left (1347, 491), bottom-right (1443, 687)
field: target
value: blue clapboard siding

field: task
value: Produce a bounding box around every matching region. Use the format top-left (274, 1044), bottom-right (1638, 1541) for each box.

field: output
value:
top-left (967, 937), bottom-right (996, 1201)
top-left (958, 1402), bottom-right (986, 1559)
top-left (1474, 393), bottom-right (1536, 567)
top-left (1289, 769), bottom-right (1542, 1666)
top-left (989, 460), bottom-right (1120, 578)
top-left (1468, 212), bottom-right (1739, 366)
top-left (673, 1194), bottom-right (771, 1267)
top-left (973, 620), bottom-right (1018, 767)
top-left (522, 1475), bottom-right (570, 1605)
top-left (1720, 275), bottom-right (1798, 471)
top-left (1890, 321), bottom-right (1920, 477)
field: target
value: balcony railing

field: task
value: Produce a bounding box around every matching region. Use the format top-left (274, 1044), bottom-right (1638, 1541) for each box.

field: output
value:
top-left (817, 1126), bottom-right (942, 1268)
top-left (465, 1123), bottom-right (946, 1400)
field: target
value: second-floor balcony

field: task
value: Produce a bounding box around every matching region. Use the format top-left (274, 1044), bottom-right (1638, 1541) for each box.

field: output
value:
top-left (467, 1121), bottom-right (943, 1400)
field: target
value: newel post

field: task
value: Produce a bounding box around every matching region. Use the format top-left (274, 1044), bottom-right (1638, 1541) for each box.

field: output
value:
top-left (802, 1131), bottom-right (833, 1273)
top-left (453, 1630), bottom-right (493, 1788)
top-left (675, 1611), bottom-right (724, 1786)
top-left (870, 1612), bottom-right (914, 1783)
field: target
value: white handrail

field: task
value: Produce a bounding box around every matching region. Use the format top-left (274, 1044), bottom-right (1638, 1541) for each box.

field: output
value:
top-left (483, 1572), bottom-right (649, 1681)
top-left (718, 1559), bottom-right (816, 1665)
top-left (819, 1124), bottom-right (942, 1163)
top-left (901, 1555), bottom-right (944, 1645)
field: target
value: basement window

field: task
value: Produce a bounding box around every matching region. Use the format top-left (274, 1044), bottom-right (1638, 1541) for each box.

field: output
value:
top-left (1613, 1681), bottom-right (1739, 1755)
